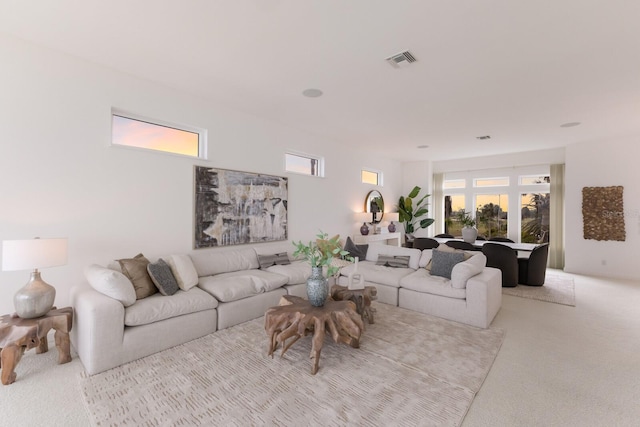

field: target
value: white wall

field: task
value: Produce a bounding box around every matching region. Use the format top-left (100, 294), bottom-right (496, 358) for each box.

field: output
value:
top-left (0, 34), bottom-right (402, 314)
top-left (564, 136), bottom-right (640, 280)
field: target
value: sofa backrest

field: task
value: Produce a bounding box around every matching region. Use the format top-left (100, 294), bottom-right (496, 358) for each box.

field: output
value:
top-left (365, 244), bottom-right (422, 269)
top-left (190, 247), bottom-right (260, 277)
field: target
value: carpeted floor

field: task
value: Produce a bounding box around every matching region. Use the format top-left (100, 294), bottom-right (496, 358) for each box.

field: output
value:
top-left (502, 274), bottom-right (575, 306)
top-left (79, 302), bottom-right (504, 426)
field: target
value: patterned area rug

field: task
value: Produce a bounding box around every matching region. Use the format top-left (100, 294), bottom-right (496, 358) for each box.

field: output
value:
top-left (503, 275), bottom-right (576, 306)
top-left (79, 303), bottom-right (504, 427)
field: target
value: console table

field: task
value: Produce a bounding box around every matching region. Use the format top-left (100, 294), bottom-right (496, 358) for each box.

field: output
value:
top-left (0, 307), bottom-right (73, 385)
top-left (353, 232), bottom-right (401, 247)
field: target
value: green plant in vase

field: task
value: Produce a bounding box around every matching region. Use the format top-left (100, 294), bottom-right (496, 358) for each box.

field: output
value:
top-left (397, 186), bottom-right (435, 242)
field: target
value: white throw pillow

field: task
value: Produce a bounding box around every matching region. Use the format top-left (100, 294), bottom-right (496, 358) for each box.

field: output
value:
top-left (166, 254), bottom-right (199, 291)
top-left (85, 264), bottom-right (136, 307)
top-left (418, 249), bottom-right (433, 268)
top-left (450, 253), bottom-right (486, 289)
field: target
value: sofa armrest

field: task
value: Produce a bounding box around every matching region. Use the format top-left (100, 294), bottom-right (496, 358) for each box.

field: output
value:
top-left (464, 267), bottom-right (502, 328)
top-left (70, 285), bottom-right (125, 375)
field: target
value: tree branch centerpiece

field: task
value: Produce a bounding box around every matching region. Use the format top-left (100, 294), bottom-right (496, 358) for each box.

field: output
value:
top-left (292, 232), bottom-right (351, 306)
top-left (397, 186), bottom-right (435, 244)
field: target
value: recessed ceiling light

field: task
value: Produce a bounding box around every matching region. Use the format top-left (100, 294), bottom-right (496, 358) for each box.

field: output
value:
top-left (302, 88), bottom-right (323, 98)
top-left (417, 145), bottom-right (429, 149)
top-left (560, 122), bottom-right (581, 128)
top-left (476, 135), bottom-right (491, 140)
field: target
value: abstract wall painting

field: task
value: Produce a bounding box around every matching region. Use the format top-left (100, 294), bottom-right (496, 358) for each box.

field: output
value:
top-left (194, 166), bottom-right (288, 248)
top-left (581, 186), bottom-right (625, 241)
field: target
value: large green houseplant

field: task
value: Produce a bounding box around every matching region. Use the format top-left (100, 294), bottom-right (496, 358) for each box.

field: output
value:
top-left (397, 186), bottom-right (435, 238)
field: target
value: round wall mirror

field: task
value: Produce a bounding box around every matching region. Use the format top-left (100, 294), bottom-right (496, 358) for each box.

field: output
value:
top-left (364, 190), bottom-right (384, 223)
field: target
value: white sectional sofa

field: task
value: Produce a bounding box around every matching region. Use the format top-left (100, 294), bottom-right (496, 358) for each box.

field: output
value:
top-left (71, 242), bottom-right (501, 376)
top-left (338, 243), bottom-right (502, 329)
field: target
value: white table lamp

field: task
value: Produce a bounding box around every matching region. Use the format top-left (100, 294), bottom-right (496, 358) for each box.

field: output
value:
top-left (2, 237), bottom-right (68, 318)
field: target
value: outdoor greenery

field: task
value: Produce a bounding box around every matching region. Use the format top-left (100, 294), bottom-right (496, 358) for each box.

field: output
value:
top-left (397, 186), bottom-right (435, 235)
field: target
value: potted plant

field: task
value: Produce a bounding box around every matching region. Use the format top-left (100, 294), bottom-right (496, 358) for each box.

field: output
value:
top-left (397, 186), bottom-right (435, 245)
top-left (459, 211), bottom-right (478, 243)
top-left (292, 231), bottom-right (351, 306)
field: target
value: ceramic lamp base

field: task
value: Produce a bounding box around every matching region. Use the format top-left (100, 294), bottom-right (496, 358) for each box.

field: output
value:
top-left (14, 271), bottom-right (56, 319)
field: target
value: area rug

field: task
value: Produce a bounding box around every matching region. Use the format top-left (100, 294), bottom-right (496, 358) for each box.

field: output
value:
top-left (503, 275), bottom-right (576, 306)
top-left (79, 303), bottom-right (504, 427)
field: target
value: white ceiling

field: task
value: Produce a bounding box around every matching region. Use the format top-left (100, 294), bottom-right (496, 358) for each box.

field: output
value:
top-left (2, 1), bottom-right (640, 162)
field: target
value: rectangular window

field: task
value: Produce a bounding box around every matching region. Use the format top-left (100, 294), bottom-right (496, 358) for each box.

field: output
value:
top-left (111, 110), bottom-right (206, 158)
top-left (361, 169), bottom-right (382, 186)
top-left (474, 177), bottom-right (509, 187)
top-left (475, 194), bottom-right (509, 238)
top-left (444, 194), bottom-right (466, 237)
top-left (520, 175), bottom-right (550, 185)
top-left (285, 152), bottom-right (323, 177)
top-left (444, 179), bottom-right (466, 189)
top-left (521, 193), bottom-right (550, 243)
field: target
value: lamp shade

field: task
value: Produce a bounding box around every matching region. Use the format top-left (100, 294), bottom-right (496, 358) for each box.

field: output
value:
top-left (2, 238), bottom-right (68, 272)
top-left (355, 212), bottom-right (371, 223)
top-left (385, 212), bottom-right (400, 223)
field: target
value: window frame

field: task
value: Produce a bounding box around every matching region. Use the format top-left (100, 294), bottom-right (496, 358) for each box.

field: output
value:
top-left (111, 109), bottom-right (207, 159)
top-left (284, 151), bottom-right (325, 177)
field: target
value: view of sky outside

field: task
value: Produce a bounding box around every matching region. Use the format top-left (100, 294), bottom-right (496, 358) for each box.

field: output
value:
top-left (112, 115), bottom-right (199, 156)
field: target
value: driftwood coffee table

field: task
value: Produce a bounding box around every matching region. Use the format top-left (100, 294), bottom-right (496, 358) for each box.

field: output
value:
top-left (330, 284), bottom-right (377, 324)
top-left (0, 307), bottom-right (73, 385)
top-left (265, 295), bottom-right (364, 374)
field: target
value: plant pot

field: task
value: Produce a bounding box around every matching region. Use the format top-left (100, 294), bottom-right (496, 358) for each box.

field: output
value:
top-left (306, 266), bottom-right (328, 307)
top-left (462, 226), bottom-right (478, 243)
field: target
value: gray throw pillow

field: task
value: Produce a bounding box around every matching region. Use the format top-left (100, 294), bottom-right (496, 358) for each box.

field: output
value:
top-left (376, 254), bottom-right (410, 268)
top-left (258, 252), bottom-right (290, 269)
top-left (147, 258), bottom-right (180, 296)
top-left (430, 250), bottom-right (465, 279)
top-left (344, 236), bottom-right (368, 260)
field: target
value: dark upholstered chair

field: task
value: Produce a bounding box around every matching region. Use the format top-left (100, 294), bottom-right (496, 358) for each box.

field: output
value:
top-left (489, 237), bottom-right (515, 243)
top-left (435, 233), bottom-right (454, 238)
top-left (413, 237), bottom-right (440, 250)
top-left (482, 243), bottom-right (518, 287)
top-left (518, 243), bottom-right (550, 286)
top-left (445, 240), bottom-right (476, 251)
top-left (475, 235), bottom-right (487, 241)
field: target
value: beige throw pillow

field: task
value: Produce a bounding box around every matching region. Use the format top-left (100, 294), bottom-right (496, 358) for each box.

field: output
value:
top-left (118, 253), bottom-right (157, 300)
top-left (166, 254), bottom-right (199, 291)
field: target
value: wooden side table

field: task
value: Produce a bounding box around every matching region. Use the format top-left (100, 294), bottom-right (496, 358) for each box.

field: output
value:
top-left (330, 284), bottom-right (377, 324)
top-left (0, 307), bottom-right (73, 385)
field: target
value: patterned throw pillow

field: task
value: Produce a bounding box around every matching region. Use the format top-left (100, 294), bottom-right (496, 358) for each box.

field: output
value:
top-left (258, 252), bottom-right (290, 269)
top-left (147, 258), bottom-right (180, 296)
top-left (117, 253), bottom-right (157, 300)
top-left (430, 250), bottom-right (465, 279)
top-left (375, 254), bottom-right (411, 268)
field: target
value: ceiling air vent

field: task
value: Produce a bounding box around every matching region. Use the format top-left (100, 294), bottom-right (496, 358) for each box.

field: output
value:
top-left (386, 51), bottom-right (417, 68)
top-left (476, 135), bottom-right (491, 140)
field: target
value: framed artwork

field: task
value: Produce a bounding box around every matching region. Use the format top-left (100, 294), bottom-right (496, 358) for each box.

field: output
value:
top-left (194, 166), bottom-right (288, 248)
top-left (582, 186), bottom-right (625, 241)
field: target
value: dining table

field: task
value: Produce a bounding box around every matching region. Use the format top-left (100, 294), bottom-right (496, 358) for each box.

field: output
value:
top-left (432, 237), bottom-right (540, 252)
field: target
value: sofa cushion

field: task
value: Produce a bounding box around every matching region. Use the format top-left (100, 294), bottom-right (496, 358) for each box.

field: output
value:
top-left (85, 264), bottom-right (137, 307)
top-left (265, 260), bottom-right (311, 285)
top-left (198, 270), bottom-right (288, 302)
top-left (365, 245), bottom-right (422, 269)
top-left (340, 260), bottom-right (414, 288)
top-left (257, 252), bottom-right (290, 269)
top-left (147, 258), bottom-right (179, 296)
top-left (190, 247), bottom-right (260, 276)
top-left (165, 254), bottom-right (199, 291)
top-left (118, 254), bottom-right (157, 300)
top-left (430, 250), bottom-right (465, 279)
top-left (124, 287), bottom-right (218, 327)
top-left (399, 269), bottom-right (467, 300)
top-left (451, 253), bottom-right (486, 289)
top-left (375, 254), bottom-right (411, 268)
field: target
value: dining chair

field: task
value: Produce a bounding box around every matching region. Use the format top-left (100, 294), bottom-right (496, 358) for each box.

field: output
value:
top-left (434, 233), bottom-right (454, 238)
top-left (445, 241), bottom-right (476, 251)
top-left (413, 237), bottom-right (439, 250)
top-left (488, 237), bottom-right (515, 243)
top-left (481, 243), bottom-right (518, 287)
top-left (517, 243), bottom-right (550, 286)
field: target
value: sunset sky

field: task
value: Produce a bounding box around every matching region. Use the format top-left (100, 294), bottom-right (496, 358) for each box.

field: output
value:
top-left (112, 115), bottom-right (199, 156)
